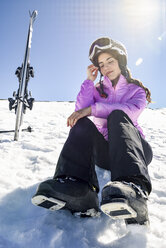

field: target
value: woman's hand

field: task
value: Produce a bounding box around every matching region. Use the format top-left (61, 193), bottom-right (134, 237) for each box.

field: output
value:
top-left (87, 64), bottom-right (98, 82)
top-left (67, 107), bottom-right (91, 128)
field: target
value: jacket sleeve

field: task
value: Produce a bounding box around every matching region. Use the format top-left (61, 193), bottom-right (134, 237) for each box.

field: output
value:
top-left (91, 87), bottom-right (147, 122)
top-left (75, 79), bottom-right (95, 111)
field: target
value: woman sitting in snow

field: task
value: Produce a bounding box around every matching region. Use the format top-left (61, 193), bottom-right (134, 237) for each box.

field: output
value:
top-left (32, 37), bottom-right (153, 225)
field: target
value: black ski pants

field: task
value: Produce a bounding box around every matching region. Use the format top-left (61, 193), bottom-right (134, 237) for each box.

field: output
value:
top-left (54, 110), bottom-right (153, 194)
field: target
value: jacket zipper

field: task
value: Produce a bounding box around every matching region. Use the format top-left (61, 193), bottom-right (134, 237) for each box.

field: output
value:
top-left (112, 87), bottom-right (116, 103)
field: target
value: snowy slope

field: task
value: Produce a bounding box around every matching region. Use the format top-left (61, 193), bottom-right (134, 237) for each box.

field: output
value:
top-left (0, 100), bottom-right (166, 248)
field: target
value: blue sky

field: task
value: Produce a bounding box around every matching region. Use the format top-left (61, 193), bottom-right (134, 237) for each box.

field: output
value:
top-left (0, 0), bottom-right (165, 109)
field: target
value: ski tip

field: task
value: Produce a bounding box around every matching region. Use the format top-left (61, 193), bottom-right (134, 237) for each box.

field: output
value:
top-left (29, 10), bottom-right (38, 19)
top-left (33, 10), bottom-right (38, 18)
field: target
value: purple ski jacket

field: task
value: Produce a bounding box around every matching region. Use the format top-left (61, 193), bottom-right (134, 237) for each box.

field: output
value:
top-left (75, 74), bottom-right (147, 140)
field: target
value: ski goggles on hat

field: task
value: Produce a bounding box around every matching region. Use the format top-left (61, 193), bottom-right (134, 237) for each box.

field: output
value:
top-left (89, 37), bottom-right (126, 61)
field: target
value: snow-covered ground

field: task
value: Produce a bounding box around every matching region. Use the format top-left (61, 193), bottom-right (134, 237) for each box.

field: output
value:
top-left (0, 100), bottom-right (166, 248)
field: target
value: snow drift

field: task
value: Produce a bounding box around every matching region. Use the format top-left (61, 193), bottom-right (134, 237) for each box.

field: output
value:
top-left (0, 100), bottom-right (166, 248)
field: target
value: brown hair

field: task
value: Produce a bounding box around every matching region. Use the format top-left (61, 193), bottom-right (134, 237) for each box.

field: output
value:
top-left (125, 68), bottom-right (152, 104)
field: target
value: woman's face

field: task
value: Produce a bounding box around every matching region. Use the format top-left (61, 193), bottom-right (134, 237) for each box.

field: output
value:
top-left (97, 52), bottom-right (121, 81)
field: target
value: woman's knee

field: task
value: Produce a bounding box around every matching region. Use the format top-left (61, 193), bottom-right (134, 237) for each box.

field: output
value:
top-left (70, 117), bottom-right (95, 137)
top-left (142, 139), bottom-right (153, 165)
top-left (75, 117), bottom-right (95, 130)
top-left (107, 110), bottom-right (127, 124)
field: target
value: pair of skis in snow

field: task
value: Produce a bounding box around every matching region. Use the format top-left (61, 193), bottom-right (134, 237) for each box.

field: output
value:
top-left (8, 10), bottom-right (38, 141)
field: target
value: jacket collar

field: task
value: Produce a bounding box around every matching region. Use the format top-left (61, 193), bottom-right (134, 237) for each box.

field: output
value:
top-left (103, 74), bottom-right (128, 90)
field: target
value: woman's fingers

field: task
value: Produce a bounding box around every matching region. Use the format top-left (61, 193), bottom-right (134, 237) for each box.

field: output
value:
top-left (67, 107), bottom-right (91, 128)
top-left (88, 64), bottom-right (95, 69)
top-left (88, 65), bottom-right (98, 73)
top-left (87, 64), bottom-right (98, 81)
top-left (93, 68), bottom-right (98, 76)
top-left (67, 110), bottom-right (84, 128)
top-left (67, 112), bottom-right (80, 127)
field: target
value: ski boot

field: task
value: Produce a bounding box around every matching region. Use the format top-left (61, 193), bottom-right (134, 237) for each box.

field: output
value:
top-left (101, 181), bottom-right (149, 225)
top-left (27, 97), bottom-right (35, 110)
top-left (31, 177), bottom-right (100, 217)
top-left (8, 98), bottom-right (15, 111)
